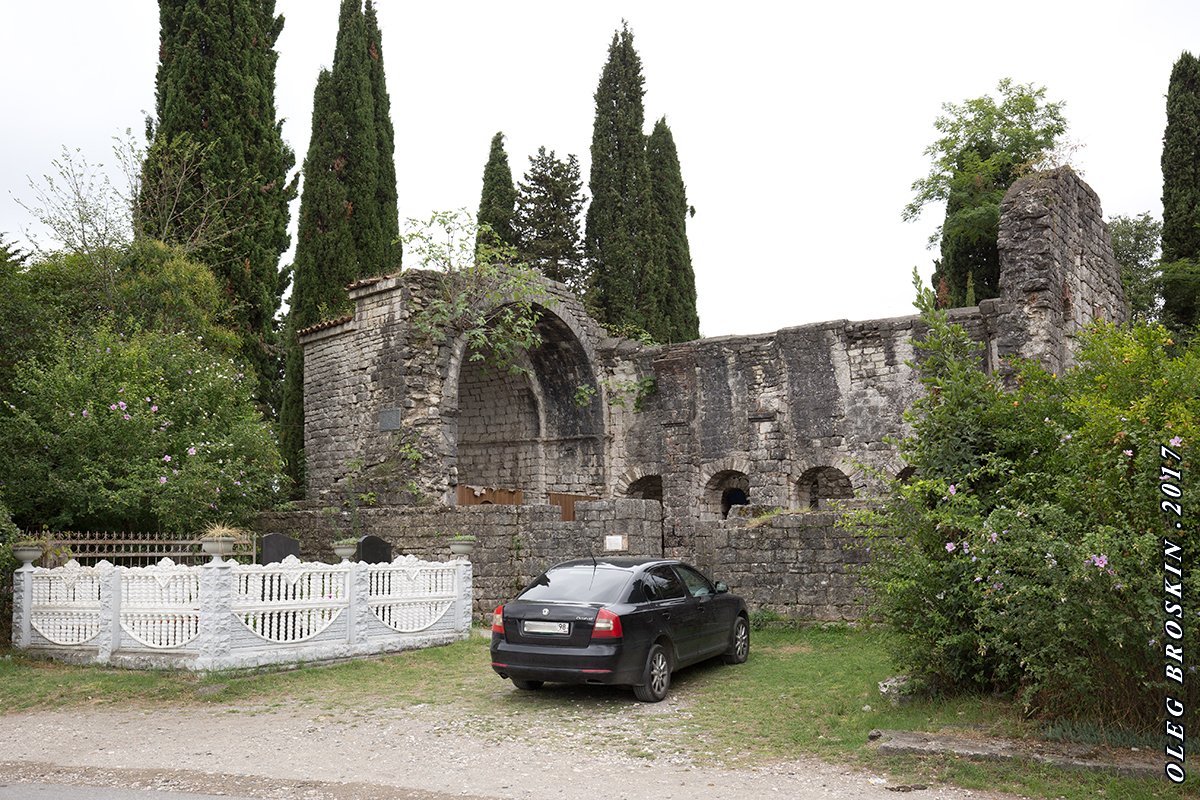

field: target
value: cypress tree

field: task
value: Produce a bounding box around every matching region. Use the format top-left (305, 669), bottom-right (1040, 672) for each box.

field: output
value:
top-left (514, 147), bottom-right (586, 290)
top-left (365, 0), bottom-right (400, 268)
top-left (647, 118), bottom-right (700, 341)
top-left (478, 132), bottom-right (518, 249)
top-left (280, 0), bottom-right (400, 493)
top-left (1161, 51), bottom-right (1200, 332)
top-left (140, 0), bottom-right (296, 410)
top-left (584, 23), bottom-right (661, 336)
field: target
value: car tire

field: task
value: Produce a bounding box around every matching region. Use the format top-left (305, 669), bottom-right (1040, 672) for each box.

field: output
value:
top-left (722, 615), bottom-right (750, 665)
top-left (511, 678), bottom-right (543, 691)
top-left (633, 643), bottom-right (671, 702)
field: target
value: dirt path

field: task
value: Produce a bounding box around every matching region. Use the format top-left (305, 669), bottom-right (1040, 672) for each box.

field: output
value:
top-left (0, 704), bottom-right (1016, 800)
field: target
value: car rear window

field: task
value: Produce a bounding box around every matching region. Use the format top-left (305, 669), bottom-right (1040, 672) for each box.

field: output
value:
top-left (518, 565), bottom-right (633, 604)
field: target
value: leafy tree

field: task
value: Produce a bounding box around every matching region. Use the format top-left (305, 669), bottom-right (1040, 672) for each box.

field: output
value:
top-left (140, 0), bottom-right (297, 411)
top-left (1161, 51), bottom-right (1200, 333)
top-left (478, 132), bottom-right (518, 250)
top-left (584, 23), bottom-right (663, 336)
top-left (647, 117), bottom-right (700, 341)
top-left (0, 325), bottom-right (283, 534)
top-left (1107, 212), bottom-right (1162, 321)
top-left (280, 0), bottom-right (401, 492)
top-left (905, 79), bottom-right (1068, 307)
top-left (514, 147), bottom-right (586, 291)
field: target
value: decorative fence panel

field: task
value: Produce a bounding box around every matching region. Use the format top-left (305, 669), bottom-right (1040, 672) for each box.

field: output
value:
top-left (233, 561), bottom-right (349, 644)
top-left (120, 560), bottom-right (202, 649)
top-left (367, 556), bottom-right (458, 633)
top-left (29, 562), bottom-right (105, 646)
top-left (11, 553), bottom-right (472, 670)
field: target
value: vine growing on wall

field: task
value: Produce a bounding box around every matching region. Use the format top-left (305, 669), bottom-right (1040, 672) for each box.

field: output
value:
top-left (402, 210), bottom-right (552, 375)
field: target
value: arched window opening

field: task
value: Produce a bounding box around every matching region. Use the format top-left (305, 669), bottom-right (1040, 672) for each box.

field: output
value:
top-left (704, 470), bottom-right (750, 520)
top-left (796, 466), bottom-right (854, 510)
top-left (626, 475), bottom-right (664, 502)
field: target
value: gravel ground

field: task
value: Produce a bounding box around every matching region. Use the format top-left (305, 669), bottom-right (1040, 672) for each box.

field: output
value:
top-left (0, 702), bottom-right (1021, 800)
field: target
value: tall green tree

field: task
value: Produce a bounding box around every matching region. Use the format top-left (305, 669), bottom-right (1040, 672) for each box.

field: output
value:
top-left (514, 147), bottom-right (586, 291)
top-left (584, 23), bottom-right (663, 337)
top-left (647, 117), bottom-right (700, 341)
top-left (140, 0), bottom-right (296, 410)
top-left (364, 0), bottom-right (400, 267)
top-left (1108, 213), bottom-right (1162, 322)
top-left (1161, 51), bottom-right (1200, 333)
top-left (478, 132), bottom-right (518, 249)
top-left (905, 79), bottom-right (1067, 307)
top-left (280, 0), bottom-right (400, 493)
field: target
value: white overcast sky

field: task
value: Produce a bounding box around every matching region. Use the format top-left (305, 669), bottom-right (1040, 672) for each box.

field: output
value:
top-left (1, 1), bottom-right (1195, 337)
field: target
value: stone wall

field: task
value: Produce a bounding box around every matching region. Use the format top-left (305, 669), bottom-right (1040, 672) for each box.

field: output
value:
top-left (256, 502), bottom-right (869, 622)
top-left (690, 509), bottom-right (869, 621)
top-left (259, 500), bottom-right (664, 620)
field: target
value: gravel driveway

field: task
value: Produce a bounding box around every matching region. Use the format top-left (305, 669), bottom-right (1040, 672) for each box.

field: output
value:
top-left (0, 698), bottom-right (1018, 800)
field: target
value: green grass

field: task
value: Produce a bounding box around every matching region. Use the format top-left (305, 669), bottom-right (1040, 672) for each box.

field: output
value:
top-left (0, 629), bottom-right (1189, 799)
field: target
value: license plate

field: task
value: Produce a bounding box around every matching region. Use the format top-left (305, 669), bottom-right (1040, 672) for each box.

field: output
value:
top-left (523, 620), bottom-right (569, 635)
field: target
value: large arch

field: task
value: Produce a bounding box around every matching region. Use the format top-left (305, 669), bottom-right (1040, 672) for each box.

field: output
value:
top-left (443, 303), bottom-right (605, 504)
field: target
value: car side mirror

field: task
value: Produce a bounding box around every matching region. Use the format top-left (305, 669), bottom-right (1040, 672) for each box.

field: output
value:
top-left (714, 581), bottom-right (729, 594)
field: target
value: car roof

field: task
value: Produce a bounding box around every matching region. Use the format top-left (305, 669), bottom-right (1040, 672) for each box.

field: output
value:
top-left (548, 556), bottom-right (681, 571)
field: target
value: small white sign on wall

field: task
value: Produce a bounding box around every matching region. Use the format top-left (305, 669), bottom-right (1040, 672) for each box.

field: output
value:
top-left (604, 534), bottom-right (628, 552)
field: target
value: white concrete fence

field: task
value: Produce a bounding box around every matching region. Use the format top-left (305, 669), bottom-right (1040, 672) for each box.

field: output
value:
top-left (11, 553), bottom-right (472, 670)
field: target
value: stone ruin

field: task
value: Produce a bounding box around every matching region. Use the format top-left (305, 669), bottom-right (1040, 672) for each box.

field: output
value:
top-left (260, 167), bottom-right (1127, 620)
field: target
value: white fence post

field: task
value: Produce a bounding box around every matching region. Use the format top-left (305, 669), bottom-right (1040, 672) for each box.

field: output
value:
top-left (346, 561), bottom-right (358, 648)
top-left (456, 558), bottom-right (473, 635)
top-left (12, 563), bottom-right (32, 648)
top-left (194, 557), bottom-right (235, 670)
top-left (96, 564), bottom-right (120, 662)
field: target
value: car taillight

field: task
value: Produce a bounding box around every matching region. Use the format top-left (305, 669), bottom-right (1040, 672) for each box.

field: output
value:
top-left (492, 605), bottom-right (504, 634)
top-left (591, 608), bottom-right (623, 639)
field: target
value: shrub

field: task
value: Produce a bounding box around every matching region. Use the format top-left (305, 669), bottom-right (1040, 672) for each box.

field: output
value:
top-left (851, 277), bottom-right (1198, 731)
top-left (0, 324), bottom-right (284, 534)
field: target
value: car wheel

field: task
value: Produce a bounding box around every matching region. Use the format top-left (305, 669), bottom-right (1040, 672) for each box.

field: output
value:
top-left (633, 643), bottom-right (671, 702)
top-left (512, 678), bottom-right (543, 691)
top-left (722, 615), bottom-right (749, 664)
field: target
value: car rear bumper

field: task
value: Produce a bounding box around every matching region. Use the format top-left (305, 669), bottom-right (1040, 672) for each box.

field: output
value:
top-left (490, 635), bottom-right (645, 685)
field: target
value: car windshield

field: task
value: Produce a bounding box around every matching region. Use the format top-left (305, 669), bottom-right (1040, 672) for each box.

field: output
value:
top-left (518, 565), bottom-right (632, 604)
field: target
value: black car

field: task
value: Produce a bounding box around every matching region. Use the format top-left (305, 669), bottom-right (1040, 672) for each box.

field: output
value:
top-left (490, 557), bottom-right (749, 702)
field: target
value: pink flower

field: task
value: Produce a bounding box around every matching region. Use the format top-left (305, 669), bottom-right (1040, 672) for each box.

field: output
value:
top-left (109, 404), bottom-right (118, 411)
top-left (122, 414), bottom-right (131, 420)
top-left (117, 401), bottom-right (126, 411)
top-left (1170, 436), bottom-right (1183, 447)
top-left (150, 405), bottom-right (158, 413)
top-left (158, 476), bottom-right (168, 484)
top-left (989, 531), bottom-right (998, 543)
top-left (948, 484), bottom-right (957, 495)
top-left (163, 455), bottom-right (172, 462)
top-left (1122, 449), bottom-right (1133, 457)
top-left (81, 409), bottom-right (88, 417)
top-left (187, 447), bottom-right (196, 456)
top-left (945, 542), bottom-right (956, 552)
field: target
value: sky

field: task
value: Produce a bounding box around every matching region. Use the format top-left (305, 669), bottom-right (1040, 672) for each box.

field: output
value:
top-left (1, 1), bottom-right (1196, 338)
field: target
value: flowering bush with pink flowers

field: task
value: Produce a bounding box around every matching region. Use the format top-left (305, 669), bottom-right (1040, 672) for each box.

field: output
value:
top-left (0, 324), bottom-right (283, 534)
top-left (851, 278), bottom-right (1198, 730)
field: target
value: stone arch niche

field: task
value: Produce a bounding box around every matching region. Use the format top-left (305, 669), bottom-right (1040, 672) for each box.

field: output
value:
top-left (625, 475), bottom-right (664, 501)
top-left (446, 303), bottom-right (604, 505)
top-left (703, 470), bottom-right (750, 520)
top-left (795, 466), bottom-right (855, 509)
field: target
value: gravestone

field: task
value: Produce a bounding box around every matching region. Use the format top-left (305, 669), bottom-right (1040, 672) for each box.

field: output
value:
top-left (261, 532), bottom-right (301, 565)
top-left (358, 534), bottom-right (392, 564)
